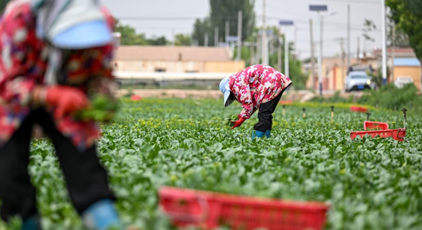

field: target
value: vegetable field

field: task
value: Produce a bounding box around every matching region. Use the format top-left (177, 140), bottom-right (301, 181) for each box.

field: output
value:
top-left (5, 98), bottom-right (422, 230)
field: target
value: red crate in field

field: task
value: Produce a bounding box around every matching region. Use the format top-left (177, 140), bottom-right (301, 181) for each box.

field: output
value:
top-left (350, 106), bottom-right (368, 113)
top-left (350, 128), bottom-right (406, 141)
top-left (159, 187), bottom-right (330, 230)
top-left (130, 95), bottom-right (142, 101)
top-left (364, 121), bottom-right (389, 130)
top-left (279, 100), bottom-right (293, 105)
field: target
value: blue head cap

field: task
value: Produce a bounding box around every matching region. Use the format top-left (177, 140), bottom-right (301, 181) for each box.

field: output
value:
top-left (219, 75), bottom-right (235, 107)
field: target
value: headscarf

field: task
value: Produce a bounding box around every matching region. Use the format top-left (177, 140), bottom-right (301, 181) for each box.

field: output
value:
top-left (31, 0), bottom-right (105, 42)
top-left (29, 0), bottom-right (108, 85)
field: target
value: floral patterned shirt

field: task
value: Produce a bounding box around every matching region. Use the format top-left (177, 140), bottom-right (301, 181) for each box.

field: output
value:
top-left (229, 64), bottom-right (292, 119)
top-left (0, 1), bottom-right (115, 151)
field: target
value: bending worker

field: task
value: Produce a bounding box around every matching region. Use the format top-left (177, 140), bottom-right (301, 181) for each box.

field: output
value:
top-left (219, 64), bottom-right (292, 138)
top-left (0, 0), bottom-right (121, 229)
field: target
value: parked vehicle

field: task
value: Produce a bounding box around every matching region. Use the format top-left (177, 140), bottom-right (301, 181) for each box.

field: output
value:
top-left (345, 71), bottom-right (376, 92)
top-left (394, 76), bottom-right (414, 88)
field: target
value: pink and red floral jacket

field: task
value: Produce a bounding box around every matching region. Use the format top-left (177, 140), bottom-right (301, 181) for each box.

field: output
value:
top-left (0, 1), bottom-right (115, 150)
top-left (229, 64), bottom-right (292, 119)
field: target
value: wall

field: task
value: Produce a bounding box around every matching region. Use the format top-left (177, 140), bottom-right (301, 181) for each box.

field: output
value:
top-left (327, 67), bottom-right (347, 91)
top-left (115, 60), bottom-right (245, 73)
top-left (393, 66), bottom-right (422, 90)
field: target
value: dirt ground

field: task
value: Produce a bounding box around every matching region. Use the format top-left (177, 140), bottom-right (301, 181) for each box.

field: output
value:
top-left (117, 89), bottom-right (222, 99)
top-left (117, 89), bottom-right (318, 102)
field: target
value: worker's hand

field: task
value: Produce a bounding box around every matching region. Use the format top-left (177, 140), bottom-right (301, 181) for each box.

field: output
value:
top-left (231, 117), bottom-right (246, 129)
top-left (45, 86), bottom-right (89, 119)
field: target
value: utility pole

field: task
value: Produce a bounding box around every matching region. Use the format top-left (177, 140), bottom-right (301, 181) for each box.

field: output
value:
top-left (214, 27), bottom-right (218, 47)
top-left (257, 32), bottom-right (261, 63)
top-left (237, 11), bottom-right (243, 61)
top-left (204, 32), bottom-right (208, 47)
top-left (279, 20), bottom-right (294, 79)
top-left (340, 37), bottom-right (346, 90)
top-left (309, 4), bottom-right (328, 96)
top-left (250, 41), bottom-right (254, 65)
top-left (319, 11), bottom-right (323, 96)
top-left (284, 34), bottom-right (289, 78)
top-left (347, 4), bottom-right (351, 69)
top-left (278, 36), bottom-right (282, 72)
top-left (225, 21), bottom-right (229, 43)
top-left (392, 23), bottom-right (395, 81)
top-left (357, 37), bottom-right (360, 64)
top-left (310, 19), bottom-right (316, 90)
top-left (381, 0), bottom-right (387, 85)
top-left (172, 29), bottom-right (175, 46)
top-left (262, 0), bottom-right (268, 65)
top-left (294, 26), bottom-right (298, 52)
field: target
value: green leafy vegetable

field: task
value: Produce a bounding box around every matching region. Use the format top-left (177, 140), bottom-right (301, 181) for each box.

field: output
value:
top-left (9, 99), bottom-right (421, 230)
top-left (74, 94), bottom-right (119, 122)
top-left (224, 114), bottom-right (238, 127)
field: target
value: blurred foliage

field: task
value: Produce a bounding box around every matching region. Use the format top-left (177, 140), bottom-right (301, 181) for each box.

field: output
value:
top-left (311, 83), bottom-right (422, 114)
top-left (2, 99), bottom-right (422, 229)
top-left (310, 91), bottom-right (354, 104)
top-left (115, 22), bottom-right (148, 45)
top-left (403, 0), bottom-right (422, 17)
top-left (193, 0), bottom-right (255, 46)
top-left (174, 34), bottom-right (192, 46)
top-left (367, 66), bottom-right (390, 89)
top-left (358, 83), bottom-right (422, 113)
top-left (387, 0), bottom-right (422, 62)
top-left (115, 22), bottom-right (168, 46)
top-left (0, 0), bottom-right (9, 13)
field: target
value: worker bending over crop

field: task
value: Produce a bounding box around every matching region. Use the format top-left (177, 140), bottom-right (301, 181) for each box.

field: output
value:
top-left (0, 0), bottom-right (121, 229)
top-left (219, 64), bottom-right (292, 139)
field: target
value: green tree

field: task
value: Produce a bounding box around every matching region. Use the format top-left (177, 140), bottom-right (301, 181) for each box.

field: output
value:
top-left (269, 42), bottom-right (308, 90)
top-left (403, 0), bottom-right (422, 17)
top-left (387, 0), bottom-right (422, 63)
top-left (192, 18), bottom-right (211, 46)
top-left (147, 36), bottom-right (168, 46)
top-left (115, 22), bottom-right (148, 45)
top-left (174, 34), bottom-right (192, 46)
top-left (0, 0), bottom-right (9, 13)
top-left (193, 0), bottom-right (255, 46)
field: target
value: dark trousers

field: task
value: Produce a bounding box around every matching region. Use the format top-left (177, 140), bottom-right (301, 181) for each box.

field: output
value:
top-left (253, 84), bottom-right (291, 132)
top-left (0, 108), bottom-right (115, 222)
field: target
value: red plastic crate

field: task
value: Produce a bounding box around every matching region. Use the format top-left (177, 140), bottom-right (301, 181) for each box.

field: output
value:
top-left (350, 128), bottom-right (406, 141)
top-left (364, 121), bottom-right (389, 130)
top-left (350, 106), bottom-right (368, 113)
top-left (130, 95), bottom-right (142, 101)
top-left (279, 100), bottom-right (293, 105)
top-left (159, 187), bottom-right (329, 230)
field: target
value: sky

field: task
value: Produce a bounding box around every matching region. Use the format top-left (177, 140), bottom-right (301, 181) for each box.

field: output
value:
top-left (101, 0), bottom-right (385, 60)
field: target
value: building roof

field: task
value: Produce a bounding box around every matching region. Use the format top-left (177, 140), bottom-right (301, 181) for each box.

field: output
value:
top-left (373, 47), bottom-right (416, 58)
top-left (394, 58), bottom-right (421, 67)
top-left (115, 46), bottom-right (233, 62)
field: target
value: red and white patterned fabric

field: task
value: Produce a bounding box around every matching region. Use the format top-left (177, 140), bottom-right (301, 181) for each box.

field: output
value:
top-left (229, 64), bottom-right (292, 119)
top-left (0, 0), bottom-right (115, 150)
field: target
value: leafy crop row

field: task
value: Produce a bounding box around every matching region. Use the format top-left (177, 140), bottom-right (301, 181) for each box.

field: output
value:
top-left (2, 98), bottom-right (421, 230)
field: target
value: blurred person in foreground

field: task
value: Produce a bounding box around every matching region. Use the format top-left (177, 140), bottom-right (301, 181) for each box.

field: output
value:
top-left (0, 0), bottom-right (121, 229)
top-left (220, 64), bottom-right (292, 139)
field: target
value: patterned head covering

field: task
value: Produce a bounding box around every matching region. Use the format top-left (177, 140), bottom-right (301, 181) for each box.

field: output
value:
top-left (219, 75), bottom-right (236, 107)
top-left (31, 0), bottom-right (111, 48)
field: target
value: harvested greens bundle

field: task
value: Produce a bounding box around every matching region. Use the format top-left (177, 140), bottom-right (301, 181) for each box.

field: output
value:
top-left (74, 94), bottom-right (118, 122)
top-left (225, 114), bottom-right (238, 127)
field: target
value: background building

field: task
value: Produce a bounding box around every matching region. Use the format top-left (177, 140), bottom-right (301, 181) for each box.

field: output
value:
top-left (114, 46), bottom-right (245, 87)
